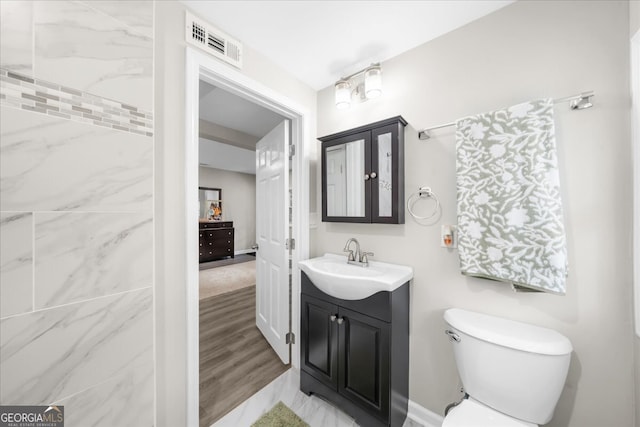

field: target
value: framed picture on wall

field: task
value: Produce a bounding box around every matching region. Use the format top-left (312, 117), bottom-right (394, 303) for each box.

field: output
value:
top-left (206, 200), bottom-right (222, 220)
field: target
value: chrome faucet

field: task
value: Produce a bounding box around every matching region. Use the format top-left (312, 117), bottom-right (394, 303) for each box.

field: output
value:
top-left (343, 238), bottom-right (360, 262)
top-left (343, 238), bottom-right (374, 267)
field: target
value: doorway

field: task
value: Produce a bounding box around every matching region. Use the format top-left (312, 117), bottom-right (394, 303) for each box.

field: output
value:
top-left (185, 48), bottom-right (310, 427)
top-left (197, 82), bottom-right (289, 426)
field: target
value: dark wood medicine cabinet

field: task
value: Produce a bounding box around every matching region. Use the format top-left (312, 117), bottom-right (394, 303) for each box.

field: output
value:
top-left (320, 116), bottom-right (407, 224)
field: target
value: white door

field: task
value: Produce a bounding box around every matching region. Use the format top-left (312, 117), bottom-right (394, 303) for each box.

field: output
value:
top-left (256, 120), bottom-right (290, 364)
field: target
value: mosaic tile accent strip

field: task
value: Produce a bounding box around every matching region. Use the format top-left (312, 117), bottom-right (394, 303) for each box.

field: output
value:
top-left (0, 68), bottom-right (153, 137)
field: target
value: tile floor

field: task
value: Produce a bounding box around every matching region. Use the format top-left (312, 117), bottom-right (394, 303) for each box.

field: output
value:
top-left (211, 368), bottom-right (426, 427)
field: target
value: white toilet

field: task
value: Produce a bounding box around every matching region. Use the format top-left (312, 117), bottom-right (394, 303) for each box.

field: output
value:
top-left (442, 308), bottom-right (572, 427)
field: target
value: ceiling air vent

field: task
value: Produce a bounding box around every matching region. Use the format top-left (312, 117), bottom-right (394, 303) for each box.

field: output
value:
top-left (185, 11), bottom-right (243, 69)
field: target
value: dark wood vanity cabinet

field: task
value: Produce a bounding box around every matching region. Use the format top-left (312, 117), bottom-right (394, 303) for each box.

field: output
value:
top-left (199, 221), bottom-right (234, 262)
top-left (300, 272), bottom-right (409, 427)
top-left (320, 116), bottom-right (407, 224)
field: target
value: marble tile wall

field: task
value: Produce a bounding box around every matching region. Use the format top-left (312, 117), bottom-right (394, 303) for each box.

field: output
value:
top-left (0, 106), bottom-right (152, 212)
top-left (0, 69), bottom-right (154, 137)
top-left (0, 1), bottom-right (33, 75)
top-left (0, 1), bottom-right (154, 426)
top-left (0, 213), bottom-right (33, 317)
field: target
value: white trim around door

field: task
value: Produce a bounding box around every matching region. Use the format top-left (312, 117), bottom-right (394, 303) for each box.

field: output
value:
top-left (631, 29), bottom-right (640, 338)
top-left (184, 47), bottom-right (310, 427)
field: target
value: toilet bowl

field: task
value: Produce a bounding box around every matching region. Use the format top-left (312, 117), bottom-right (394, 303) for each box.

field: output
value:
top-left (442, 398), bottom-right (535, 427)
top-left (442, 308), bottom-right (572, 427)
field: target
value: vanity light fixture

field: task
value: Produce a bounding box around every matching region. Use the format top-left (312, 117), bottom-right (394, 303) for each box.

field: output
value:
top-left (334, 63), bottom-right (383, 109)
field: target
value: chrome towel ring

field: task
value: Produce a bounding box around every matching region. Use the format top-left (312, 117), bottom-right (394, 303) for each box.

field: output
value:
top-left (407, 186), bottom-right (440, 220)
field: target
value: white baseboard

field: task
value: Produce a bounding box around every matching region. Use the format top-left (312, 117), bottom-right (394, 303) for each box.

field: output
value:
top-left (407, 400), bottom-right (444, 427)
top-left (234, 249), bottom-right (256, 255)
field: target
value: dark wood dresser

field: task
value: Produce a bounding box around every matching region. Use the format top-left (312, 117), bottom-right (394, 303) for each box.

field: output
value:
top-left (199, 221), bottom-right (234, 262)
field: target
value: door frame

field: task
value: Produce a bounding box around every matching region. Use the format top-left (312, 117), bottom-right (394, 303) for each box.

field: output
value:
top-left (184, 47), bottom-right (310, 426)
top-left (632, 29), bottom-right (639, 338)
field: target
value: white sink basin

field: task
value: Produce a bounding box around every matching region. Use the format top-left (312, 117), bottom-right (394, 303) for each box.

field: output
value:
top-left (298, 253), bottom-right (413, 300)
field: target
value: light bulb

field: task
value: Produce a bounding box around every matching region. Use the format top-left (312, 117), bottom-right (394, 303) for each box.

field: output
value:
top-left (364, 65), bottom-right (382, 99)
top-left (335, 80), bottom-right (351, 109)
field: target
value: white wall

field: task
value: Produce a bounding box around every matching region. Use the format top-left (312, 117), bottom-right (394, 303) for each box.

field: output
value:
top-left (315, 1), bottom-right (634, 426)
top-left (0, 1), bottom-right (154, 425)
top-left (632, 3), bottom-right (640, 426)
top-left (199, 138), bottom-right (256, 174)
top-left (154, 1), bottom-right (317, 425)
top-left (199, 166), bottom-right (256, 252)
top-left (632, 0), bottom-right (640, 35)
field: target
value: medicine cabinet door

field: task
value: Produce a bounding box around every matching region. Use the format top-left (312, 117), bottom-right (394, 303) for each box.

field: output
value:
top-left (371, 123), bottom-right (404, 224)
top-left (322, 131), bottom-right (371, 223)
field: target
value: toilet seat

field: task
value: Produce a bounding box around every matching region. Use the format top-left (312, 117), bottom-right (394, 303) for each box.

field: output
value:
top-left (442, 399), bottom-right (537, 427)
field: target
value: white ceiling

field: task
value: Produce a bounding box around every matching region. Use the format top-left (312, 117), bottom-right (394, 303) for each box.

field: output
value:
top-left (199, 81), bottom-right (285, 137)
top-left (194, 0), bottom-right (515, 172)
top-left (182, 0), bottom-right (515, 90)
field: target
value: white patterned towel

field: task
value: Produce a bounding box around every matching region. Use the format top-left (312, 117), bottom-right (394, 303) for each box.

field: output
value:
top-left (456, 98), bottom-right (568, 294)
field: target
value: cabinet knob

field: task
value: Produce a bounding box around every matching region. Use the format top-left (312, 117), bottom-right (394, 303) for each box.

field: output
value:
top-left (370, 171), bottom-right (377, 179)
top-left (364, 174), bottom-right (370, 181)
top-left (336, 317), bottom-right (344, 325)
top-left (330, 315), bottom-right (337, 322)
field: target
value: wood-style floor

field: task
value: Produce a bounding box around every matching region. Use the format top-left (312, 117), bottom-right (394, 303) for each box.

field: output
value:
top-left (199, 285), bottom-right (289, 427)
top-left (199, 253), bottom-right (256, 270)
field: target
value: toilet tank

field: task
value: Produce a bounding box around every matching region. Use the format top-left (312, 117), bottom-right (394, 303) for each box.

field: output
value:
top-left (444, 308), bottom-right (572, 425)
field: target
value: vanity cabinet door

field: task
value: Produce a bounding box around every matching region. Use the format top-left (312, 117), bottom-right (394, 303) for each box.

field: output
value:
top-left (338, 306), bottom-right (390, 422)
top-left (301, 294), bottom-right (339, 389)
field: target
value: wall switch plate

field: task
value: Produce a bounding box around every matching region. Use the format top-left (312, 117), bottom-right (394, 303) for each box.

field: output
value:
top-left (441, 225), bottom-right (457, 248)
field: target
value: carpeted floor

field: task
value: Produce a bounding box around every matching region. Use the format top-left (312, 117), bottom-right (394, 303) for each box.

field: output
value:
top-left (199, 260), bottom-right (256, 299)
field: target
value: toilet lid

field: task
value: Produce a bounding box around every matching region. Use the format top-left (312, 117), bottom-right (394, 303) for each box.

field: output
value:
top-left (442, 399), bottom-right (537, 427)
